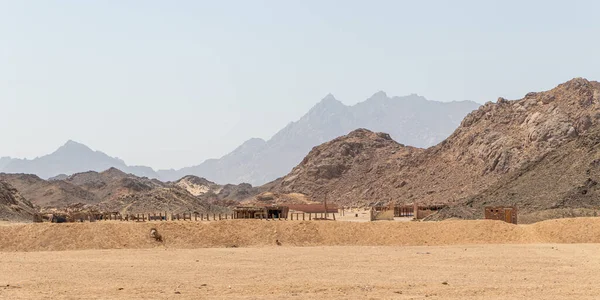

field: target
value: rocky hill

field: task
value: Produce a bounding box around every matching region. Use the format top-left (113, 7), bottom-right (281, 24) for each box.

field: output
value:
top-left (174, 175), bottom-right (259, 204)
top-left (157, 93), bottom-right (479, 185)
top-left (0, 173), bottom-right (98, 208)
top-left (0, 181), bottom-right (35, 221)
top-left (267, 78), bottom-right (600, 220)
top-left (1, 169), bottom-right (253, 215)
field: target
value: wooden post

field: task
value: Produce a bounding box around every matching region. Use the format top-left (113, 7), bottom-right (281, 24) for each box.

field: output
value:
top-left (309, 213), bottom-right (312, 221)
top-left (413, 202), bottom-right (418, 219)
top-left (333, 213), bottom-right (336, 221)
top-left (213, 213), bottom-right (216, 221)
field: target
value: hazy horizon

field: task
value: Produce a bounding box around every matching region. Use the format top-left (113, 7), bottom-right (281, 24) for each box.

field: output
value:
top-left (1, 91), bottom-right (475, 170)
top-left (2, 0), bottom-right (599, 169)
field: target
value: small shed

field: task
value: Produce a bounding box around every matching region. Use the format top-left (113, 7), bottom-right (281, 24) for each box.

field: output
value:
top-left (234, 206), bottom-right (289, 219)
top-left (485, 206), bottom-right (517, 224)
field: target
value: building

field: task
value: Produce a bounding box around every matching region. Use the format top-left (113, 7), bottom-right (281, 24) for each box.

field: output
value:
top-left (233, 206), bottom-right (289, 219)
top-left (484, 206), bottom-right (517, 224)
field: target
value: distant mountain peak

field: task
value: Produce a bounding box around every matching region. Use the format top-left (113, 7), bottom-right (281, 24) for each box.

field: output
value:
top-left (317, 93), bottom-right (343, 106)
top-left (322, 93), bottom-right (337, 101)
top-left (310, 94), bottom-right (346, 113)
top-left (57, 140), bottom-right (92, 152)
top-left (64, 140), bottom-right (86, 147)
top-left (370, 91), bottom-right (388, 99)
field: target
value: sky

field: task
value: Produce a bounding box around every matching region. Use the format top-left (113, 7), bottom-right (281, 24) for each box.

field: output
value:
top-left (1, 0), bottom-right (599, 170)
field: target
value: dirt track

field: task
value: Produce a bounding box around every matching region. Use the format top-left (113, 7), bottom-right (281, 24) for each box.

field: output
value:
top-left (3, 218), bottom-right (600, 251)
top-left (1, 244), bottom-right (599, 299)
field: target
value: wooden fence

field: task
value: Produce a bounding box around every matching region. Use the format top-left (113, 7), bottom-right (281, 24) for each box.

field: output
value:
top-left (42, 211), bottom-right (337, 223)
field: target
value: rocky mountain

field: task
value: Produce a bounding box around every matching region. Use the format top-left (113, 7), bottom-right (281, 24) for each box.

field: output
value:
top-left (0, 173), bottom-right (98, 208)
top-left (0, 181), bottom-right (35, 221)
top-left (0, 141), bottom-right (159, 180)
top-left (158, 93), bottom-right (480, 185)
top-left (266, 78), bottom-right (600, 222)
top-left (0, 168), bottom-right (253, 215)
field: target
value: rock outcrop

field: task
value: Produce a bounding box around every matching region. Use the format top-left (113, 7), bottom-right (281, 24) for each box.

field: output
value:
top-left (0, 181), bottom-right (35, 221)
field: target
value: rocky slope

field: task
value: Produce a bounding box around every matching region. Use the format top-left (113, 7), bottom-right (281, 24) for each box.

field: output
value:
top-left (0, 181), bottom-right (35, 221)
top-left (174, 175), bottom-right (259, 206)
top-left (0, 173), bottom-right (98, 208)
top-left (268, 78), bottom-right (600, 218)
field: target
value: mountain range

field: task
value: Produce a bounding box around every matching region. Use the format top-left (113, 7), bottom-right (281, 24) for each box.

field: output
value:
top-left (3, 78), bottom-right (599, 224)
top-left (0, 92), bottom-right (479, 185)
top-left (266, 78), bottom-right (600, 223)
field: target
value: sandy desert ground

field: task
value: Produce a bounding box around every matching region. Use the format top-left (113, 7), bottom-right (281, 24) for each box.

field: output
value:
top-left (1, 244), bottom-right (600, 299)
top-left (3, 219), bottom-right (600, 299)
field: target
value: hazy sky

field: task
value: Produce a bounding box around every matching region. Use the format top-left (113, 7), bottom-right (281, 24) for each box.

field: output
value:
top-left (2, 0), bottom-right (599, 169)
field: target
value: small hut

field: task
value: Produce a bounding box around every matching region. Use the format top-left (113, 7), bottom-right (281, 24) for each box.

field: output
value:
top-left (484, 206), bottom-right (517, 224)
top-left (234, 206), bottom-right (289, 219)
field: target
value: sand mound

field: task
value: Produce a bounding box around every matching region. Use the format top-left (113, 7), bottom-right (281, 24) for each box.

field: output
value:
top-left (3, 218), bottom-right (600, 252)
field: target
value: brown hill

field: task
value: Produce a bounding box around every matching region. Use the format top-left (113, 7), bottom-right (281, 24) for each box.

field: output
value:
top-left (0, 173), bottom-right (98, 208)
top-left (268, 78), bottom-right (600, 217)
top-left (2, 169), bottom-right (237, 215)
top-left (0, 181), bottom-right (35, 221)
top-left (269, 129), bottom-right (423, 207)
top-left (65, 167), bottom-right (164, 201)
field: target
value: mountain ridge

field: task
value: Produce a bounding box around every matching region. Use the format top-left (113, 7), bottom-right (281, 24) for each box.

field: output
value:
top-left (0, 92), bottom-right (480, 185)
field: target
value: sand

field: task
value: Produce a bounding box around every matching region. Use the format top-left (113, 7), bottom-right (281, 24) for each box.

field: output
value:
top-left (3, 218), bottom-right (600, 298)
top-left (1, 244), bottom-right (599, 299)
top-left (4, 218), bottom-right (600, 251)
